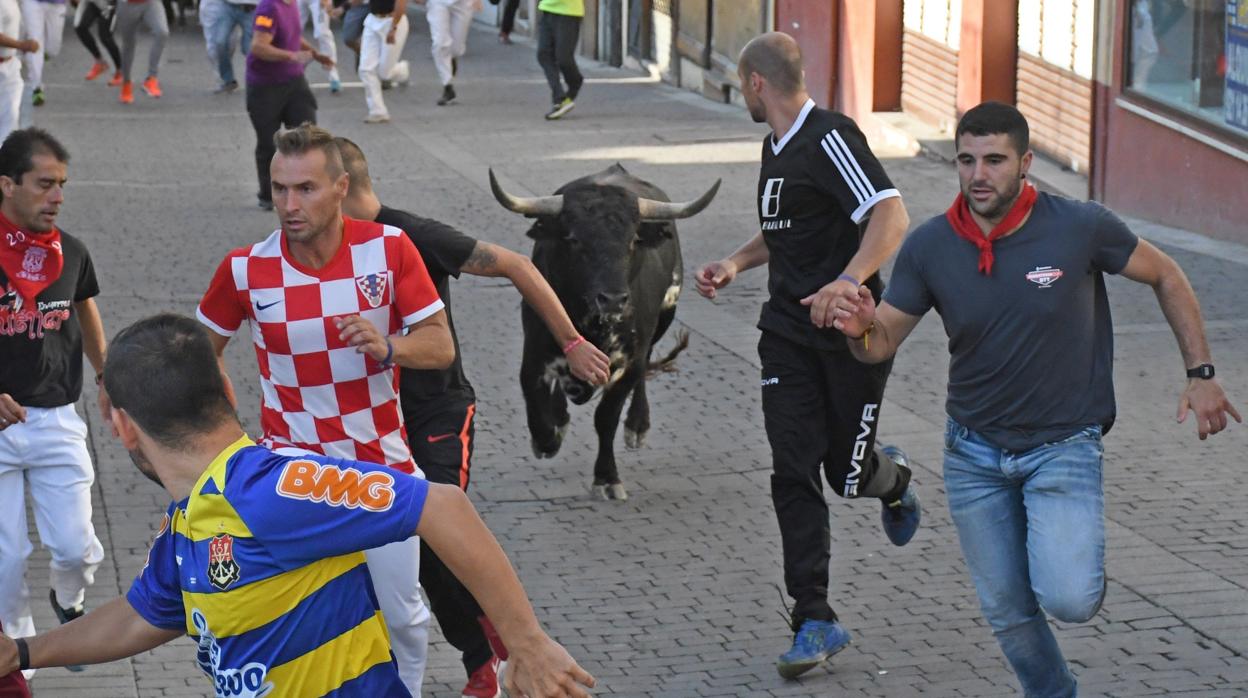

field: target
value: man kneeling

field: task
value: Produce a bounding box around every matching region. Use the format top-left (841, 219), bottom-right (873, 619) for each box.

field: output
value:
top-left (0, 313), bottom-right (595, 698)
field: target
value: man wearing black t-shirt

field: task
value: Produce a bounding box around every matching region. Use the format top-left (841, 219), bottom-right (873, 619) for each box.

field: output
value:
top-left (0, 129), bottom-right (107, 668)
top-left (695, 32), bottom-right (920, 680)
top-left (335, 137), bottom-right (609, 698)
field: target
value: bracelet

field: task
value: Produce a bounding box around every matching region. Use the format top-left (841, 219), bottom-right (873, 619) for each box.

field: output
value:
top-left (16, 637), bottom-right (29, 671)
top-left (379, 338), bottom-right (395, 369)
top-left (836, 273), bottom-right (861, 287)
top-left (562, 336), bottom-right (585, 355)
top-left (848, 321), bottom-right (875, 350)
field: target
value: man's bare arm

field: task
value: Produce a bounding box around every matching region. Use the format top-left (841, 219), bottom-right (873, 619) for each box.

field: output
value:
top-left (0, 597), bottom-right (182, 673)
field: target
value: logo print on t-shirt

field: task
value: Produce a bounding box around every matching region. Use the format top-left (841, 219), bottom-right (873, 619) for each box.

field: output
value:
top-left (1025, 266), bottom-right (1064, 288)
top-left (356, 273), bottom-right (389, 309)
top-left (207, 533), bottom-right (242, 591)
top-left (20, 247), bottom-right (47, 279)
top-left (761, 178), bottom-right (784, 218)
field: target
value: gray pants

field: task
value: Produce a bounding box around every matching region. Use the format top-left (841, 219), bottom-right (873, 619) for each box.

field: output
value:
top-left (115, 0), bottom-right (168, 82)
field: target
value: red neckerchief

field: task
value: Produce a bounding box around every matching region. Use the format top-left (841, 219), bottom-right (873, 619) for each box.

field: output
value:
top-left (0, 211), bottom-right (63, 306)
top-left (945, 181), bottom-right (1038, 275)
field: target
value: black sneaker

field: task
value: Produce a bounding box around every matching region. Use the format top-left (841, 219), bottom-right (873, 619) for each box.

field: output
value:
top-left (437, 84), bottom-right (456, 106)
top-left (381, 79), bottom-right (393, 91)
top-left (544, 97), bottom-right (574, 120)
top-left (50, 590), bottom-right (86, 671)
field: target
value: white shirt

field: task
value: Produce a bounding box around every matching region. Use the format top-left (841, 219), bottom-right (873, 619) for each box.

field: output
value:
top-left (0, 0), bottom-right (20, 62)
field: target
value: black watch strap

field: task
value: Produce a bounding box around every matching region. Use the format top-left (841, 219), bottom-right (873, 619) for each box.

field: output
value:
top-left (1186, 363), bottom-right (1215, 380)
top-left (15, 636), bottom-right (30, 671)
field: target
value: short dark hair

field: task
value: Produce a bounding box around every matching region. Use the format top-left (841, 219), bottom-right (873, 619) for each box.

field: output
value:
top-left (0, 128), bottom-right (70, 200)
top-left (334, 136), bottom-right (372, 195)
top-left (274, 123), bottom-right (344, 178)
top-left (104, 314), bottom-right (238, 448)
top-left (956, 102), bottom-right (1030, 155)
top-left (738, 32), bottom-right (805, 95)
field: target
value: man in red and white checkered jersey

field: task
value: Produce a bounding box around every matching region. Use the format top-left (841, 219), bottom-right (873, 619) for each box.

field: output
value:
top-left (196, 124), bottom-right (454, 695)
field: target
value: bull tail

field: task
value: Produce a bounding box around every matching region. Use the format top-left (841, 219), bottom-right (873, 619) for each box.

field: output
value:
top-left (646, 329), bottom-right (690, 377)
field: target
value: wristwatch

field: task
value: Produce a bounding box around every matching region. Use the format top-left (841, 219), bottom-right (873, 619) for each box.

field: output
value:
top-left (1186, 364), bottom-right (1215, 380)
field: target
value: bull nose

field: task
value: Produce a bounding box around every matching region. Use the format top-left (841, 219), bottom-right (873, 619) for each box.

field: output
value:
top-left (592, 291), bottom-right (630, 315)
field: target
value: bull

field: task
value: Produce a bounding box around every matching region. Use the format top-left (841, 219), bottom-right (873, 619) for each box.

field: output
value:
top-left (489, 164), bottom-right (720, 500)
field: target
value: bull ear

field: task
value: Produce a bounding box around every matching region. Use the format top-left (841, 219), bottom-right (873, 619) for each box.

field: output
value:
top-left (636, 221), bottom-right (676, 246)
top-left (526, 220), bottom-right (563, 240)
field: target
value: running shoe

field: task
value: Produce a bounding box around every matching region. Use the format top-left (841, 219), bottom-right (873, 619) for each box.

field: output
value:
top-left (119, 81), bottom-right (134, 104)
top-left (776, 619), bottom-right (850, 679)
top-left (437, 84), bottom-right (456, 106)
top-left (142, 76), bottom-right (162, 98)
top-left (461, 655), bottom-right (503, 698)
top-left (84, 61), bottom-right (108, 81)
top-left (31, 88), bottom-right (44, 107)
top-left (880, 445), bottom-right (920, 546)
top-left (544, 97), bottom-right (574, 120)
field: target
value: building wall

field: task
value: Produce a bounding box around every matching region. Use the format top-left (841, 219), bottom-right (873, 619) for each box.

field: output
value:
top-left (1015, 0), bottom-right (1095, 173)
top-left (901, 0), bottom-right (962, 132)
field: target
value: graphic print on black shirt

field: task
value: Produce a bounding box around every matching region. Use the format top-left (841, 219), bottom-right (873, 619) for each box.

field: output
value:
top-left (756, 100), bottom-right (899, 351)
top-left (0, 230), bottom-right (99, 407)
top-left (374, 206), bottom-right (478, 406)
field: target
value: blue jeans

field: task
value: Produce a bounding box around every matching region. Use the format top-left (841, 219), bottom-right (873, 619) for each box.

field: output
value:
top-left (208, 2), bottom-right (253, 84)
top-left (943, 418), bottom-right (1107, 698)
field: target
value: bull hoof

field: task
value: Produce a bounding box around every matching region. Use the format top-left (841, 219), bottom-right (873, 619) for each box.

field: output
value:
top-left (590, 482), bottom-right (628, 501)
top-left (624, 428), bottom-right (646, 450)
top-left (530, 437), bottom-right (561, 459)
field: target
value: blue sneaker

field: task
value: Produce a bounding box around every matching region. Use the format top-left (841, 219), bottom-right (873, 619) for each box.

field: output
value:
top-left (776, 619), bottom-right (851, 679)
top-left (880, 445), bottom-right (920, 546)
top-left (329, 78), bottom-right (341, 94)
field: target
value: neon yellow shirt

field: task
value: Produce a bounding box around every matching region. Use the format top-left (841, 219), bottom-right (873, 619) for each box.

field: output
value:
top-left (538, 0), bottom-right (583, 18)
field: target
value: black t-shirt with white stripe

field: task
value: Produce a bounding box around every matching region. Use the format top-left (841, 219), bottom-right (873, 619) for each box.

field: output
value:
top-left (756, 100), bottom-right (899, 351)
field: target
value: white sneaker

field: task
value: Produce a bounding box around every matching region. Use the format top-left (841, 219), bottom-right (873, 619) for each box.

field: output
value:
top-left (391, 60), bottom-right (410, 86)
top-left (363, 113), bottom-right (391, 123)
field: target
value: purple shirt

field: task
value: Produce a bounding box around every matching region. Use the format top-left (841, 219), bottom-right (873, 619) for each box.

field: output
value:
top-left (245, 0), bottom-right (304, 86)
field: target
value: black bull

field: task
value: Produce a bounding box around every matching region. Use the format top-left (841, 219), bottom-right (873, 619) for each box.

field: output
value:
top-left (490, 164), bottom-right (720, 500)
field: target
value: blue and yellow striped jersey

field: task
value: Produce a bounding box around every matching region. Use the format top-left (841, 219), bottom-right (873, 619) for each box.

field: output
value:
top-left (126, 435), bottom-right (429, 697)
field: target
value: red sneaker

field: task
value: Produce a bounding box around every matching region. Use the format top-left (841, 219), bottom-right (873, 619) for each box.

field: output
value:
top-left (460, 655), bottom-right (502, 698)
top-left (84, 61), bottom-right (108, 81)
top-left (478, 615), bottom-right (508, 660)
top-left (142, 76), bottom-right (162, 98)
top-left (119, 81), bottom-right (134, 104)
top-left (107, 71), bottom-right (123, 87)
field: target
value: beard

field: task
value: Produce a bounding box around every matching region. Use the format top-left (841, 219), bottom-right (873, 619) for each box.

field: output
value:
top-left (965, 173), bottom-right (1023, 221)
top-left (129, 446), bottom-right (164, 486)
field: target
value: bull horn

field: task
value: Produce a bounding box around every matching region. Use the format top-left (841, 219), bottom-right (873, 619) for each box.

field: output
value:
top-left (637, 179), bottom-right (722, 221)
top-left (488, 168), bottom-right (563, 217)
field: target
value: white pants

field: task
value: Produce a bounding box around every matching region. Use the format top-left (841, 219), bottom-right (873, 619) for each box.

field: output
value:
top-left (298, 0), bottom-right (339, 82)
top-left (359, 12), bottom-right (409, 118)
top-left (426, 0), bottom-right (472, 86)
top-left (20, 0), bottom-right (65, 89)
top-left (0, 405), bottom-right (105, 641)
top-left (365, 536), bottom-right (430, 695)
top-left (0, 59), bottom-right (22, 141)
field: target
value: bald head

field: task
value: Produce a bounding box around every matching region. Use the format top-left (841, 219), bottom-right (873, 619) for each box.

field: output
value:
top-left (334, 136), bottom-right (372, 196)
top-left (738, 32), bottom-right (804, 95)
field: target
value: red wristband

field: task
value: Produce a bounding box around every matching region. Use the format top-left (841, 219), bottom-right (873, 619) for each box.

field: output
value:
top-left (562, 336), bottom-right (585, 354)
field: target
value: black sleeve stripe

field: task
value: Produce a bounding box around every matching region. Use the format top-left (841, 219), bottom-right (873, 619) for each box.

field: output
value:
top-left (820, 130), bottom-right (878, 205)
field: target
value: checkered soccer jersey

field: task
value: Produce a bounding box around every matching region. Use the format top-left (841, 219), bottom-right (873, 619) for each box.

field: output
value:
top-left (127, 435), bottom-right (429, 697)
top-left (198, 218), bottom-right (444, 473)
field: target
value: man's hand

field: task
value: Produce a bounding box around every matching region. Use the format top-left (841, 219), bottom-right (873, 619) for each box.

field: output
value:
top-left (20, 38), bottom-right (38, 53)
top-left (0, 633), bottom-right (17, 675)
top-left (335, 315), bottom-right (390, 363)
top-left (312, 50), bottom-right (334, 68)
top-left (503, 635), bottom-right (596, 698)
top-left (565, 340), bottom-right (610, 385)
top-left (386, 26), bottom-right (397, 44)
top-left (292, 49), bottom-right (314, 63)
top-left (801, 277), bottom-right (862, 329)
top-left (832, 286), bottom-right (876, 339)
top-left (0, 394), bottom-right (25, 431)
top-left (694, 260), bottom-right (737, 299)
top-left (1177, 379), bottom-right (1242, 440)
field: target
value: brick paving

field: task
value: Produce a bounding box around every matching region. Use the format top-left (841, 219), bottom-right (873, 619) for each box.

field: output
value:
top-left (13, 7), bottom-right (1248, 696)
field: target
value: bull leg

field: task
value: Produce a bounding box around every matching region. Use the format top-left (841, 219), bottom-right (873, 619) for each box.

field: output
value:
top-left (624, 380), bottom-right (649, 449)
top-left (652, 305), bottom-right (677, 345)
top-left (521, 355), bottom-right (570, 459)
top-left (591, 366), bottom-right (642, 501)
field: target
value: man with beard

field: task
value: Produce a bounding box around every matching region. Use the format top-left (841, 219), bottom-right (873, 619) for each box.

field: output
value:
top-left (694, 32), bottom-right (919, 680)
top-left (0, 129), bottom-right (107, 674)
top-left (0, 313), bottom-right (596, 698)
top-left (197, 124), bottom-right (452, 694)
top-left (833, 101), bottom-right (1241, 696)
top-left (335, 136), bottom-right (609, 698)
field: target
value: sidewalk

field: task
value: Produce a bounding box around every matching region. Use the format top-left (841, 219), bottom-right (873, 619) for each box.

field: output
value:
top-left (15, 11), bottom-right (1248, 696)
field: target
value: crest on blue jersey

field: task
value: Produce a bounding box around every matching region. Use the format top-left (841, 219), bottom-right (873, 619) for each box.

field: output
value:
top-left (355, 273), bottom-right (389, 309)
top-left (207, 533), bottom-right (242, 591)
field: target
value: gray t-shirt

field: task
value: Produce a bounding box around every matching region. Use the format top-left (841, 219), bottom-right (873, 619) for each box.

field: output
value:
top-left (884, 192), bottom-right (1139, 451)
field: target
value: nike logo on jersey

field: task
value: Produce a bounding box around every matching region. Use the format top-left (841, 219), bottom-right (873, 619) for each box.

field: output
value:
top-left (426, 433), bottom-right (457, 443)
top-left (255, 299), bottom-right (282, 311)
